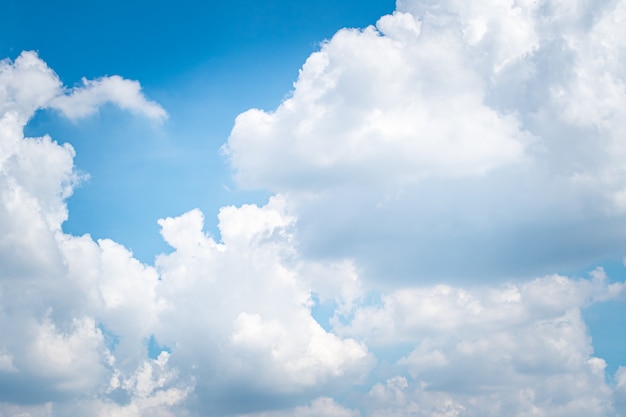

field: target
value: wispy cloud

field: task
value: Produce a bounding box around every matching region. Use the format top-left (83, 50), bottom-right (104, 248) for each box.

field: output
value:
top-left (51, 75), bottom-right (167, 122)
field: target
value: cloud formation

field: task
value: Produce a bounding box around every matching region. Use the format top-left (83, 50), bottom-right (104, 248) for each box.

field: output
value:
top-left (3, 0), bottom-right (626, 416)
top-left (1, 52), bottom-right (167, 125)
top-left (0, 52), bottom-right (370, 416)
top-left (225, 0), bottom-right (626, 282)
top-left (0, 52), bottom-right (173, 414)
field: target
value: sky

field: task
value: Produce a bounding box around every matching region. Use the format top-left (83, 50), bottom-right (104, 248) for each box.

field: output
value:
top-left (1, 0), bottom-right (626, 416)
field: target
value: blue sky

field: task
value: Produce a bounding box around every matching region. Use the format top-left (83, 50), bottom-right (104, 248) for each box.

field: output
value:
top-left (3, 0), bottom-right (395, 262)
top-left (2, 1), bottom-right (626, 416)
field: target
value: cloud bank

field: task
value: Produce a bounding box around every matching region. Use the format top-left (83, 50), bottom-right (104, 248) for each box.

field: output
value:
top-left (226, 0), bottom-right (626, 282)
top-left (2, 0), bottom-right (626, 416)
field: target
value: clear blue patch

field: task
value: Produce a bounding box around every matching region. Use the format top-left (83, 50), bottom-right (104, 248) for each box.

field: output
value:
top-left (370, 343), bottom-right (416, 364)
top-left (577, 259), bottom-right (626, 377)
top-left (564, 258), bottom-right (625, 280)
top-left (310, 292), bottom-right (337, 332)
top-left (98, 323), bottom-right (120, 353)
top-left (360, 290), bottom-right (384, 307)
top-left (8, 0), bottom-right (395, 268)
top-left (147, 334), bottom-right (171, 359)
top-left (583, 299), bottom-right (626, 377)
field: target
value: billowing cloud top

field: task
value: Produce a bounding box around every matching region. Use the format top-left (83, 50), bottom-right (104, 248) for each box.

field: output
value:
top-left (2, 0), bottom-right (626, 416)
top-left (226, 0), bottom-right (626, 281)
top-left (0, 52), bottom-right (370, 416)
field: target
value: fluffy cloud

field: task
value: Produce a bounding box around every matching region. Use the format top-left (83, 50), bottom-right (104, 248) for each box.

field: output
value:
top-left (0, 52), bottom-right (176, 414)
top-left (152, 199), bottom-right (371, 414)
top-left (0, 52), bottom-right (370, 416)
top-left (226, 15), bottom-right (530, 189)
top-left (333, 269), bottom-right (624, 416)
top-left (225, 0), bottom-right (626, 281)
top-left (338, 268), bottom-right (624, 345)
top-left (3, 0), bottom-right (626, 416)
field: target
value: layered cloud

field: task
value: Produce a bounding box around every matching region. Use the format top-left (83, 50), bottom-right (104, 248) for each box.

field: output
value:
top-left (2, 0), bottom-right (626, 415)
top-left (339, 270), bottom-right (623, 416)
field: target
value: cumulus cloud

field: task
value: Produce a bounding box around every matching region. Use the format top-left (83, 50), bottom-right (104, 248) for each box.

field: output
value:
top-left (332, 270), bottom-right (624, 416)
top-left (152, 199), bottom-right (371, 414)
top-left (0, 52), bottom-right (176, 414)
top-left (338, 268), bottom-right (624, 345)
top-left (3, 0), bottom-right (626, 416)
top-left (0, 51), bottom-right (370, 416)
top-left (226, 16), bottom-right (530, 189)
top-left (225, 0), bottom-right (626, 281)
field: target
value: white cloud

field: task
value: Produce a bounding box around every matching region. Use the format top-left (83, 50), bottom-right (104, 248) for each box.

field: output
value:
top-left (224, 0), bottom-right (626, 281)
top-left (363, 367), bottom-right (612, 417)
top-left (153, 198), bottom-right (372, 413)
top-left (0, 52), bottom-right (61, 125)
top-left (0, 50), bottom-right (178, 413)
top-left (235, 397), bottom-right (361, 417)
top-left (329, 269), bottom-right (624, 416)
top-left (336, 268), bottom-right (624, 348)
top-left (3, 0), bottom-right (626, 416)
top-left (50, 75), bottom-right (167, 122)
top-left (0, 51), bottom-right (166, 126)
top-left (225, 13), bottom-right (530, 190)
top-left (0, 52), bottom-right (371, 415)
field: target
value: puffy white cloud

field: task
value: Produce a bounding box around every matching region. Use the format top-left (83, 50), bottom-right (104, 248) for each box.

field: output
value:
top-left (3, 0), bottom-right (626, 416)
top-left (330, 269), bottom-right (624, 416)
top-left (0, 51), bottom-right (370, 416)
top-left (0, 353), bottom-right (189, 417)
top-left (0, 51), bottom-right (179, 413)
top-left (0, 52), bottom-right (61, 126)
top-left (337, 267), bottom-right (624, 345)
top-left (225, 0), bottom-right (626, 281)
top-left (82, 352), bottom-right (190, 417)
top-left (106, 1), bottom-right (626, 413)
top-left (364, 369), bottom-right (611, 417)
top-left (226, 13), bottom-right (530, 190)
top-left (153, 198), bottom-right (372, 414)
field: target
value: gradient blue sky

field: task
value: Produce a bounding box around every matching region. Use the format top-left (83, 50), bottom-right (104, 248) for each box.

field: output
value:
top-left (2, 0), bottom-right (395, 261)
top-left (2, 1), bottom-right (626, 416)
